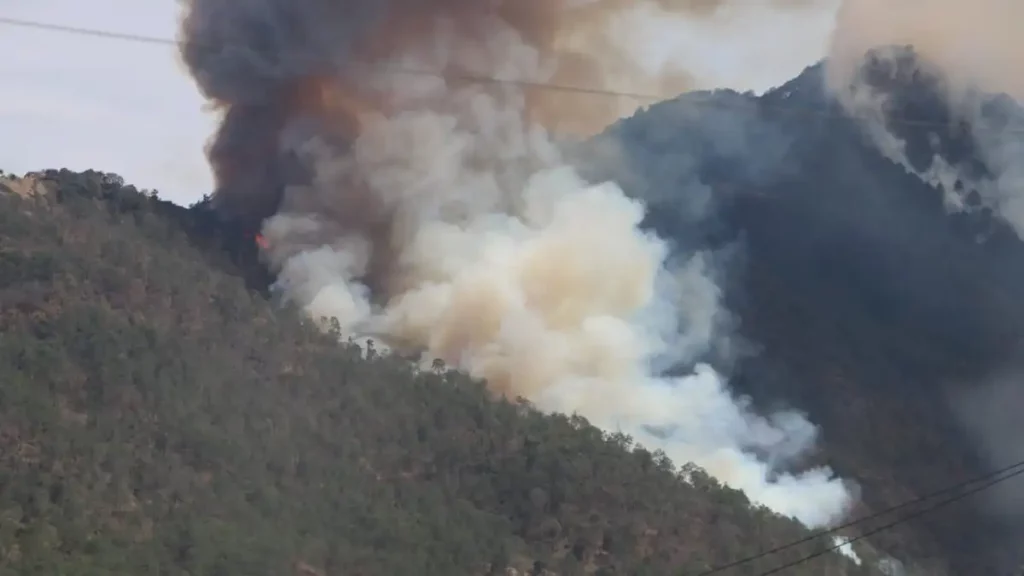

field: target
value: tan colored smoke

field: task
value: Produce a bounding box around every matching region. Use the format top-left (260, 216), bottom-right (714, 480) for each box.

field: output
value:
top-left (258, 0), bottom-right (836, 138)
top-left (824, 0), bottom-right (1024, 239)
top-left (180, 0), bottom-right (838, 230)
top-left (828, 0), bottom-right (1024, 98)
top-left (181, 0), bottom-right (853, 528)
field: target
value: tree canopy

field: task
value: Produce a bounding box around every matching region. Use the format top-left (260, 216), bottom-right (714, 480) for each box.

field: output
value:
top-left (0, 169), bottom-right (877, 575)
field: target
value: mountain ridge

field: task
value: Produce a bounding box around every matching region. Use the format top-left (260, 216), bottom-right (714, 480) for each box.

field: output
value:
top-left (4, 45), bottom-right (1024, 573)
top-left (580, 45), bottom-right (1024, 573)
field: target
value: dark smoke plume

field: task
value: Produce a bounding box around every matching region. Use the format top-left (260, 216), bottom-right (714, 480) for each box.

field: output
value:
top-left (176, 0), bottom-right (853, 528)
top-left (178, 0), bottom-right (829, 230)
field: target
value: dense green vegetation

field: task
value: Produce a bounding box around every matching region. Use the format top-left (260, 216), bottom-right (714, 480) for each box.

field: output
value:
top-left (0, 170), bottom-right (875, 575)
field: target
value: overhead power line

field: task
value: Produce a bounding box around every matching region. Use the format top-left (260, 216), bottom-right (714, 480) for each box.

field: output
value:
top-left (755, 463), bottom-right (1024, 575)
top-left (4, 12), bottom-right (1024, 576)
top-left (696, 459), bottom-right (1024, 575)
top-left (0, 15), bottom-right (669, 102)
top-left (0, 15), bottom-right (173, 46)
top-left (2, 15), bottom-right (1022, 133)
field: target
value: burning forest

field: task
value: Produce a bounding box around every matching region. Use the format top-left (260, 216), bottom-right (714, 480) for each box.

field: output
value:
top-left (177, 0), bottom-right (853, 528)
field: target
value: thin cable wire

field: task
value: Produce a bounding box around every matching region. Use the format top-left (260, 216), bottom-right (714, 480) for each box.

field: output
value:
top-left (6, 12), bottom-right (1024, 574)
top-left (0, 15), bottom-right (173, 46)
top-left (0, 15), bottom-right (661, 103)
top-left (754, 464), bottom-right (1024, 575)
top-left (1, 15), bottom-right (1020, 133)
top-left (696, 458), bottom-right (1024, 575)
top-left (0, 16), bottom-right (669, 102)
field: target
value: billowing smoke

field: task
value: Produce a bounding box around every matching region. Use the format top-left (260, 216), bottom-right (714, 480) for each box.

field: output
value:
top-left (178, 0), bottom-right (852, 527)
top-left (825, 0), bottom-right (1024, 235)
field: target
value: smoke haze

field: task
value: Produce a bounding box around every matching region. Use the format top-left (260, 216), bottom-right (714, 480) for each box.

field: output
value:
top-left (828, 0), bottom-right (1024, 98)
top-left (178, 0), bottom-right (853, 527)
top-left (950, 373), bottom-right (1024, 518)
top-left (825, 0), bottom-right (1024, 236)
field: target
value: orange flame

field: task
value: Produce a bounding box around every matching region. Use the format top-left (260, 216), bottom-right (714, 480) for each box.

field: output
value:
top-left (254, 234), bottom-right (269, 250)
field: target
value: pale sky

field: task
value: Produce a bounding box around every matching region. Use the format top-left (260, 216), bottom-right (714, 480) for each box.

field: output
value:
top-left (0, 1), bottom-right (838, 207)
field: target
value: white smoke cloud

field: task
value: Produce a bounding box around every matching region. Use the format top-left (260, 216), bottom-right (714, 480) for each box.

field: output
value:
top-left (832, 535), bottom-right (862, 565)
top-left (257, 16), bottom-right (852, 528)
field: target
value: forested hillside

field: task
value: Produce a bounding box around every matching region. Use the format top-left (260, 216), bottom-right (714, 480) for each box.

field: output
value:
top-left (0, 170), bottom-right (873, 575)
top-left (4, 46), bottom-right (1022, 576)
top-left (579, 50), bottom-right (1024, 574)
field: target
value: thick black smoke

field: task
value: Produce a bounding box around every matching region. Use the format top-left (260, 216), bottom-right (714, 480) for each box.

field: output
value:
top-left (178, 0), bottom-right (381, 230)
top-left (178, 0), bottom-right (832, 231)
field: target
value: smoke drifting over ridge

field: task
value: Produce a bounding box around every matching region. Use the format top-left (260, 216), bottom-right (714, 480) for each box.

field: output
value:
top-left (823, 1), bottom-right (1024, 542)
top-left (828, 0), bottom-right (1024, 98)
top-left (178, 0), bottom-right (852, 527)
top-left (178, 0), bottom-right (836, 230)
top-left (826, 0), bottom-right (1024, 235)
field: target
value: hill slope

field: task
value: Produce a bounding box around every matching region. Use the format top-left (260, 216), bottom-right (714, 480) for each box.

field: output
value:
top-left (579, 48), bottom-right (1024, 573)
top-left (0, 170), bottom-right (873, 575)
